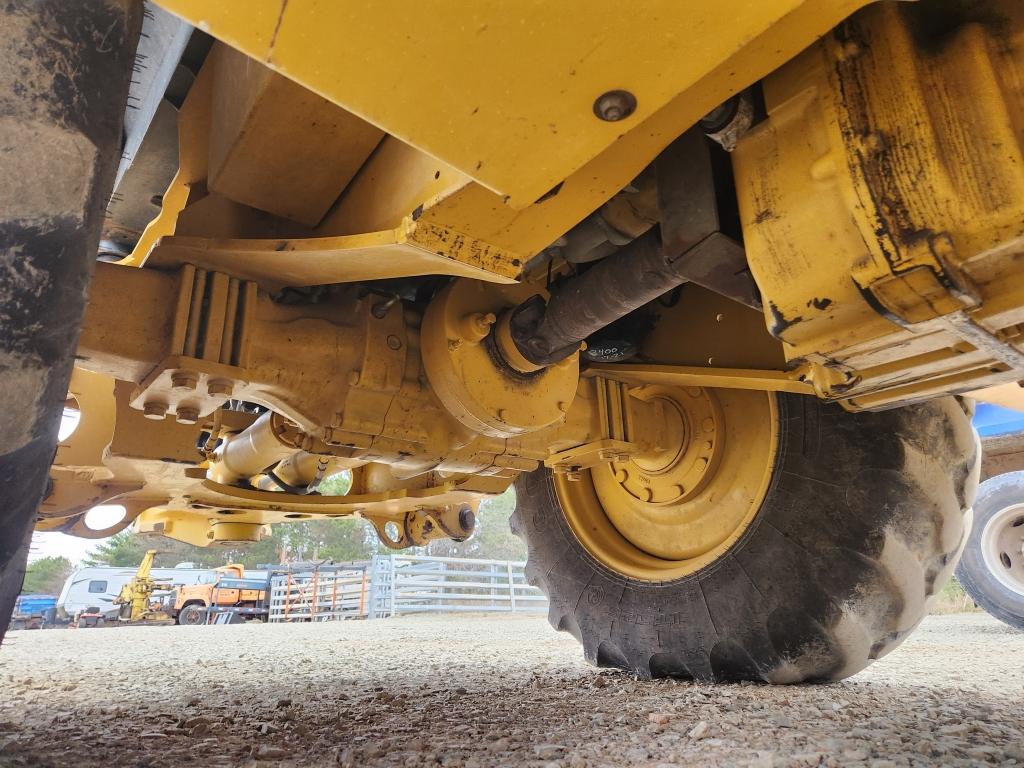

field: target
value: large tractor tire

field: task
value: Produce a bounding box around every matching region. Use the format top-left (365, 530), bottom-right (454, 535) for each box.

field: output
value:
top-left (955, 472), bottom-right (1024, 631)
top-left (0, 0), bottom-right (140, 645)
top-left (513, 392), bottom-right (978, 683)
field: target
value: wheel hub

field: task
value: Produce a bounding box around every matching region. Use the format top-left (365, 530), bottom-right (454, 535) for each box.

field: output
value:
top-left (557, 388), bottom-right (778, 581)
top-left (981, 503), bottom-right (1024, 597)
top-left (607, 386), bottom-right (720, 508)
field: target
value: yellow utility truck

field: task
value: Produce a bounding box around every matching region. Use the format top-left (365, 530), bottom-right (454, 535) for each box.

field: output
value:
top-left (3, 0), bottom-right (1024, 682)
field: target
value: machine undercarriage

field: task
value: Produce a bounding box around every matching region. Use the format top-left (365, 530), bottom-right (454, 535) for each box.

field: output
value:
top-left (44, 0), bottom-right (1024, 552)
top-left (4, 0), bottom-right (1022, 682)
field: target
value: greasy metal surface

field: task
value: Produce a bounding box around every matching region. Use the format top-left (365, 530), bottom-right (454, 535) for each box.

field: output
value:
top-left (734, 1), bottom-right (1024, 409)
top-left (656, 129), bottom-right (760, 309)
top-left (509, 230), bottom-right (670, 367)
top-left (421, 279), bottom-right (580, 439)
top-left (52, 260), bottom-right (612, 545)
top-left (153, 0), bottom-right (871, 208)
top-left (508, 128), bottom-right (759, 368)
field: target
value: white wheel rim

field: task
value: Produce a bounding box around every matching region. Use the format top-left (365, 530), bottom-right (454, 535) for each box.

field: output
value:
top-left (981, 502), bottom-right (1024, 597)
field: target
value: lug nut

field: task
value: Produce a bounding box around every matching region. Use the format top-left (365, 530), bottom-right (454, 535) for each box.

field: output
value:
top-left (170, 371), bottom-right (197, 391)
top-left (207, 379), bottom-right (234, 397)
top-left (593, 90), bottom-right (637, 122)
top-left (176, 407), bottom-right (199, 425)
top-left (142, 401), bottom-right (167, 421)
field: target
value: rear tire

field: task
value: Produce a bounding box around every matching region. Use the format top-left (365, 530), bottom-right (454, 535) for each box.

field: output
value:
top-left (512, 394), bottom-right (978, 683)
top-left (955, 472), bottom-right (1024, 631)
top-left (177, 604), bottom-right (206, 626)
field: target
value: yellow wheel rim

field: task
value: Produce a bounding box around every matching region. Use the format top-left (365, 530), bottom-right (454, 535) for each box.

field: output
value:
top-left (556, 387), bottom-right (779, 582)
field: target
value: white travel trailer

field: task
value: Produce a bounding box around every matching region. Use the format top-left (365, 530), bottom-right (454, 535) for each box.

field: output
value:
top-left (56, 564), bottom-right (213, 620)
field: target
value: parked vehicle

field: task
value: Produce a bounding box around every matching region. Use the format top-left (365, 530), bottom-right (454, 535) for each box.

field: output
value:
top-left (957, 404), bottom-right (1024, 630)
top-left (72, 607), bottom-right (106, 629)
top-left (10, 595), bottom-right (57, 631)
top-left (57, 565), bottom-right (212, 621)
top-left (173, 565), bottom-right (269, 625)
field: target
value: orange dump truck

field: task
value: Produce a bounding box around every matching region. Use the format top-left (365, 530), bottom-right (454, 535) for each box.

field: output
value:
top-left (172, 565), bottom-right (268, 625)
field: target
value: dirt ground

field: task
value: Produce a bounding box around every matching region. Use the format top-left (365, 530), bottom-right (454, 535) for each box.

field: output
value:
top-left (0, 613), bottom-right (1021, 768)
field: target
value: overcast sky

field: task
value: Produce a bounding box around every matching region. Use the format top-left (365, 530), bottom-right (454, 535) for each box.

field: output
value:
top-left (30, 531), bottom-right (108, 566)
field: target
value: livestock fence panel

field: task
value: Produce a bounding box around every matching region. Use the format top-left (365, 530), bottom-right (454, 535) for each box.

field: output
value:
top-left (268, 564), bottom-right (371, 622)
top-left (267, 555), bottom-right (548, 622)
top-left (367, 554), bottom-right (548, 618)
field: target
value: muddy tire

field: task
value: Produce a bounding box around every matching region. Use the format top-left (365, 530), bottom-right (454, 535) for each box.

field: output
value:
top-left (0, 1), bottom-right (140, 645)
top-left (512, 394), bottom-right (978, 683)
top-left (955, 472), bottom-right (1024, 631)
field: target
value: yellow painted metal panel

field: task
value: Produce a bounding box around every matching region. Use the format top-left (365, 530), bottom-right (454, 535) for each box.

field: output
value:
top-left (207, 44), bottom-right (385, 227)
top-left (144, 226), bottom-right (518, 290)
top-left (155, 0), bottom-right (872, 208)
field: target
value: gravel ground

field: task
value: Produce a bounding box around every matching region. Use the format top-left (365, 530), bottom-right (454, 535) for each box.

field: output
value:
top-left (0, 613), bottom-right (1021, 767)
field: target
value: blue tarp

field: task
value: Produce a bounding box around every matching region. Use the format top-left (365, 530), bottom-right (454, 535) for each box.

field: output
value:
top-left (14, 594), bottom-right (57, 616)
top-left (974, 403), bottom-right (1024, 437)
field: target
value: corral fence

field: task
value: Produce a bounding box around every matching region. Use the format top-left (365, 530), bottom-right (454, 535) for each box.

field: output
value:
top-left (267, 563), bottom-right (372, 622)
top-left (267, 555), bottom-right (546, 622)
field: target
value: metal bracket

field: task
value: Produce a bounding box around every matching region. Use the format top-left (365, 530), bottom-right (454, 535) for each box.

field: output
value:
top-left (657, 128), bottom-right (761, 309)
top-left (368, 506), bottom-right (476, 550)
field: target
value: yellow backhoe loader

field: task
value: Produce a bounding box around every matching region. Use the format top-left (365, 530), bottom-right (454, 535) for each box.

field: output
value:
top-left (4, 0), bottom-right (1024, 683)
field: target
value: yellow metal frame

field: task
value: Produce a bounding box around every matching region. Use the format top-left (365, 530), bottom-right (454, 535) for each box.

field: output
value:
top-left (154, 0), bottom-right (871, 261)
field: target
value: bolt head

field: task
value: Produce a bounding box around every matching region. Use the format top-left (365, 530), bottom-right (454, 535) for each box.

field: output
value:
top-left (207, 379), bottom-right (234, 397)
top-left (386, 334), bottom-right (402, 351)
top-left (176, 407), bottom-right (200, 425)
top-left (170, 371), bottom-right (198, 391)
top-left (593, 90), bottom-right (637, 122)
top-left (142, 401), bottom-right (167, 420)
